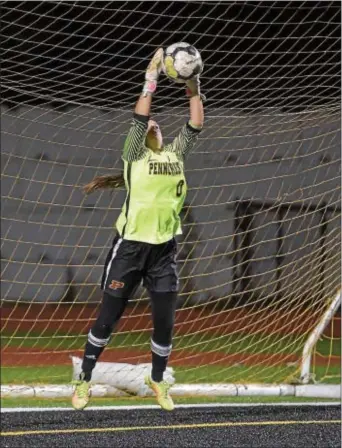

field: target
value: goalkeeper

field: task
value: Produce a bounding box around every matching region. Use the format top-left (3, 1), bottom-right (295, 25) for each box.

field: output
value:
top-left (72, 48), bottom-right (204, 411)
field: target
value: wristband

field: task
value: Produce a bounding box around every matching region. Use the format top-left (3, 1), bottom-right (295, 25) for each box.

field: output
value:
top-left (142, 80), bottom-right (157, 97)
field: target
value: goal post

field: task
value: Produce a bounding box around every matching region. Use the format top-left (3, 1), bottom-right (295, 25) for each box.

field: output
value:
top-left (300, 290), bottom-right (341, 385)
top-left (1, 1), bottom-right (341, 399)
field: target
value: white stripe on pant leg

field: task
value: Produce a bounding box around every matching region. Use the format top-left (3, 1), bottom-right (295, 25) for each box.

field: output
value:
top-left (103, 238), bottom-right (123, 289)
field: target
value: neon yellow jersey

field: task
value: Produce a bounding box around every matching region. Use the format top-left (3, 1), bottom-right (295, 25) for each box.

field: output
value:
top-left (116, 150), bottom-right (186, 244)
top-left (115, 114), bottom-right (201, 244)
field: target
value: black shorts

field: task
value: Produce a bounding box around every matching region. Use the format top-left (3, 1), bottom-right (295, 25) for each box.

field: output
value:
top-left (101, 234), bottom-right (179, 298)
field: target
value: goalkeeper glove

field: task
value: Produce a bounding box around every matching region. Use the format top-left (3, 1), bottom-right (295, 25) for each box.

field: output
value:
top-left (142, 48), bottom-right (164, 97)
top-left (186, 75), bottom-right (206, 102)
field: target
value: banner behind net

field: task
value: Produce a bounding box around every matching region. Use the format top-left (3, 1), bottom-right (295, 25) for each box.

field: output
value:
top-left (1, 1), bottom-right (341, 386)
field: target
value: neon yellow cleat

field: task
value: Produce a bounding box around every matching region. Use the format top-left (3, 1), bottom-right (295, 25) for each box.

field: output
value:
top-left (145, 376), bottom-right (175, 411)
top-left (71, 376), bottom-right (90, 410)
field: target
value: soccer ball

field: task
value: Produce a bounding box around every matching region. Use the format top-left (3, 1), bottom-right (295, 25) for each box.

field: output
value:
top-left (163, 42), bottom-right (203, 84)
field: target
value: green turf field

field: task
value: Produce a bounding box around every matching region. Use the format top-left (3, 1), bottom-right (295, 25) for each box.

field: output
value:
top-left (1, 395), bottom-right (340, 409)
top-left (2, 337), bottom-right (340, 408)
top-left (2, 329), bottom-right (340, 357)
top-left (2, 362), bottom-right (340, 386)
top-left (2, 326), bottom-right (340, 387)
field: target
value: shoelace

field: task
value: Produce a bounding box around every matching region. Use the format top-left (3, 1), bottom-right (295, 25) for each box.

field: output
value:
top-left (160, 381), bottom-right (170, 399)
top-left (72, 380), bottom-right (89, 398)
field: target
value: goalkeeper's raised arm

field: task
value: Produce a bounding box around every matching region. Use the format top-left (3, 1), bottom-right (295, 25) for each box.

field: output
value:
top-left (122, 48), bottom-right (164, 162)
top-left (124, 48), bottom-right (204, 162)
top-left (164, 75), bottom-right (204, 160)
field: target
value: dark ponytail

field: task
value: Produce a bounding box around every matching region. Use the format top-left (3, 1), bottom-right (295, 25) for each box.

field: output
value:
top-left (83, 173), bottom-right (125, 195)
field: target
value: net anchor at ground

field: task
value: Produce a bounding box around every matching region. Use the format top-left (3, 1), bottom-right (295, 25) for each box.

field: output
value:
top-left (1, 354), bottom-right (341, 400)
top-left (1, 383), bottom-right (340, 399)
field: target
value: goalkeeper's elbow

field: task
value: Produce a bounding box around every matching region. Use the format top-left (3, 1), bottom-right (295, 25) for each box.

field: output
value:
top-left (188, 120), bottom-right (203, 131)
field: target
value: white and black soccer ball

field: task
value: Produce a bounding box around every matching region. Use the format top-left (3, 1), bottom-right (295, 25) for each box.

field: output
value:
top-left (163, 42), bottom-right (203, 84)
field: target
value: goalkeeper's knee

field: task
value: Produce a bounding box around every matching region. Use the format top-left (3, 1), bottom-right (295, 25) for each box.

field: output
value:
top-left (92, 292), bottom-right (128, 339)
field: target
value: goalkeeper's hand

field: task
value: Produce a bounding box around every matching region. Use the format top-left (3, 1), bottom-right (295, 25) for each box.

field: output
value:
top-left (186, 75), bottom-right (206, 102)
top-left (142, 48), bottom-right (164, 96)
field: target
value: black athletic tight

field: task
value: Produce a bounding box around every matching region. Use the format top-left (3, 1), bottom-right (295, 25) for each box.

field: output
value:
top-left (81, 291), bottom-right (177, 382)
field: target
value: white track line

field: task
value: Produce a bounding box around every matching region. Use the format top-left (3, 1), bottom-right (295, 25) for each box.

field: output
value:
top-left (1, 402), bottom-right (340, 413)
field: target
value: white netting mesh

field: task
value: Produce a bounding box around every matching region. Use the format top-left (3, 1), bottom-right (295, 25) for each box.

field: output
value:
top-left (1, 1), bottom-right (340, 388)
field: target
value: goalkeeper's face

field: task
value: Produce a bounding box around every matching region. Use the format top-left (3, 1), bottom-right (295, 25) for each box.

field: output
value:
top-left (146, 120), bottom-right (163, 151)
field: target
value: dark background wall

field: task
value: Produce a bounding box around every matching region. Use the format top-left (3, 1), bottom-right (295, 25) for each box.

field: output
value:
top-left (1, 1), bottom-right (341, 305)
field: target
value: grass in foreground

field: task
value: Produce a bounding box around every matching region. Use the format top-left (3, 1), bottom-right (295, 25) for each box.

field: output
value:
top-left (2, 363), bottom-right (340, 386)
top-left (1, 364), bottom-right (298, 385)
top-left (2, 330), bottom-right (340, 357)
top-left (1, 395), bottom-right (340, 409)
top-left (2, 364), bottom-right (340, 409)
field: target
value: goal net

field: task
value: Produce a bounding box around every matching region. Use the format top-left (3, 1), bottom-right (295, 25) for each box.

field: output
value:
top-left (1, 1), bottom-right (341, 394)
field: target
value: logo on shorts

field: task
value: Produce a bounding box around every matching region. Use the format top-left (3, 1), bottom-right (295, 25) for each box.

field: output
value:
top-left (109, 280), bottom-right (125, 290)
